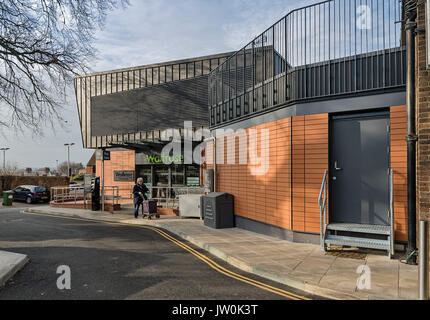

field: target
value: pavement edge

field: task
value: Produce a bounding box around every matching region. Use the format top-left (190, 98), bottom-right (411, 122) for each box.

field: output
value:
top-left (22, 208), bottom-right (371, 300)
top-left (0, 251), bottom-right (29, 289)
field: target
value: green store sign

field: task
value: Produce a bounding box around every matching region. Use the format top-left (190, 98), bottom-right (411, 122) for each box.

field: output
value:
top-left (146, 154), bottom-right (184, 164)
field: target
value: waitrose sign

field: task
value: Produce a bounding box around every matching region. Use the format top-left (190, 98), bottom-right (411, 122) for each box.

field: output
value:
top-left (145, 154), bottom-right (184, 164)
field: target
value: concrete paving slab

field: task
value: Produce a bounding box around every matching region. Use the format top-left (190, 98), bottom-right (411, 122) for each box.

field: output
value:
top-left (293, 255), bottom-right (336, 274)
top-left (326, 258), bottom-right (366, 275)
top-left (318, 273), bottom-right (360, 293)
top-left (287, 269), bottom-right (325, 285)
top-left (268, 257), bottom-right (303, 270)
top-left (0, 250), bottom-right (29, 288)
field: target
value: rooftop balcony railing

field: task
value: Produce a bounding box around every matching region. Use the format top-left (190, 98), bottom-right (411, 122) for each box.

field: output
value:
top-left (209, 0), bottom-right (405, 127)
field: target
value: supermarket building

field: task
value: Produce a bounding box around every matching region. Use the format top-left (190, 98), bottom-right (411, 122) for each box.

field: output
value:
top-left (74, 52), bottom-right (234, 191)
top-left (74, 0), bottom-right (430, 255)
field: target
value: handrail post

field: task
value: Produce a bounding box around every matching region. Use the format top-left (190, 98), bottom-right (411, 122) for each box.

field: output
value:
top-left (320, 200), bottom-right (324, 251)
top-left (324, 177), bottom-right (327, 230)
top-left (419, 220), bottom-right (429, 300)
top-left (390, 169), bottom-right (395, 257)
top-left (319, 170), bottom-right (328, 252)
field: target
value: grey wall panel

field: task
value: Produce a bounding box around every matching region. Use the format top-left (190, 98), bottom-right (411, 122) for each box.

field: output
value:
top-left (211, 91), bottom-right (406, 132)
top-left (76, 51), bottom-right (235, 149)
top-left (91, 76), bottom-right (210, 137)
top-left (234, 215), bottom-right (319, 244)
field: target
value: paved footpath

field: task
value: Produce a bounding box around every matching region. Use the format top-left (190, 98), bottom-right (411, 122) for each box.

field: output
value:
top-left (23, 205), bottom-right (428, 300)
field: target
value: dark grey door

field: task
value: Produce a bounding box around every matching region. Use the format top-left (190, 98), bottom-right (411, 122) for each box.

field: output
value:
top-left (330, 112), bottom-right (390, 226)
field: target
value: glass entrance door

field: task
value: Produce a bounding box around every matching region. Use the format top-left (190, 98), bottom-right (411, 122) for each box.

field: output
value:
top-left (154, 165), bottom-right (169, 186)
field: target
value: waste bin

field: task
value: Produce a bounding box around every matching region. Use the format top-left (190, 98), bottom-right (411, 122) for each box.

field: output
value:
top-left (2, 191), bottom-right (14, 206)
top-left (202, 192), bottom-right (234, 229)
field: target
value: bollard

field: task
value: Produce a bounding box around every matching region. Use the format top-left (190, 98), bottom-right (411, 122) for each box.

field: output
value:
top-left (419, 220), bottom-right (429, 300)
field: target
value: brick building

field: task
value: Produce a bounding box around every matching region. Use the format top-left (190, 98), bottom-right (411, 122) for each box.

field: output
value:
top-left (416, 2), bottom-right (430, 222)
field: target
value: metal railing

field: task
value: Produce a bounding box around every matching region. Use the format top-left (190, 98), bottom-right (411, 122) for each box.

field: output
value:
top-left (51, 185), bottom-right (119, 211)
top-left (209, 0), bottom-right (405, 127)
top-left (150, 186), bottom-right (205, 209)
top-left (318, 170), bottom-right (328, 252)
top-left (50, 186), bottom-right (90, 205)
top-left (389, 168), bottom-right (394, 258)
top-left (110, 184), bottom-right (205, 209)
top-left (102, 185), bottom-right (120, 208)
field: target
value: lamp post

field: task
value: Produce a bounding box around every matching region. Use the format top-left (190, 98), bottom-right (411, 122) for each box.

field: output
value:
top-left (0, 148), bottom-right (10, 171)
top-left (64, 143), bottom-right (75, 177)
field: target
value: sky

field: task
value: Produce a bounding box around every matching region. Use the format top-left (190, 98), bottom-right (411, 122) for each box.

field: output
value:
top-left (0, 0), bottom-right (321, 169)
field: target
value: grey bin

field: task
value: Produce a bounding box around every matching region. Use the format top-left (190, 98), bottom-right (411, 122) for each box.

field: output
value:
top-left (202, 193), bottom-right (234, 229)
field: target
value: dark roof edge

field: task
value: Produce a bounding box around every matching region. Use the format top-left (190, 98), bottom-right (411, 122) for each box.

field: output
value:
top-left (75, 51), bottom-right (236, 79)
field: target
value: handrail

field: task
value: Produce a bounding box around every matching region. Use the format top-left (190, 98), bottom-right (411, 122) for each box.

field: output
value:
top-left (319, 170), bottom-right (328, 252)
top-left (102, 184), bottom-right (205, 209)
top-left (210, 0), bottom-right (402, 78)
top-left (50, 185), bottom-right (120, 211)
top-left (208, 0), bottom-right (404, 127)
top-left (389, 168), bottom-right (394, 258)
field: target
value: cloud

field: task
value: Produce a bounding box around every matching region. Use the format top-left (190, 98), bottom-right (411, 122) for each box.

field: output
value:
top-left (3, 0), bottom-right (320, 168)
top-left (90, 0), bottom-right (321, 72)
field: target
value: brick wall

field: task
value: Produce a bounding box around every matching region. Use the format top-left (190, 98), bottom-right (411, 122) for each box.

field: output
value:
top-left (95, 150), bottom-right (135, 186)
top-left (95, 150), bottom-right (136, 203)
top-left (416, 4), bottom-right (430, 222)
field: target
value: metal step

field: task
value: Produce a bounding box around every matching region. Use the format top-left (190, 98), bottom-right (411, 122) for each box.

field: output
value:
top-left (325, 234), bottom-right (390, 251)
top-left (326, 223), bottom-right (390, 235)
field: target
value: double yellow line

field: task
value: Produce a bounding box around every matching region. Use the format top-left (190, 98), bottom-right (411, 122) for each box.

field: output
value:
top-left (24, 211), bottom-right (310, 300)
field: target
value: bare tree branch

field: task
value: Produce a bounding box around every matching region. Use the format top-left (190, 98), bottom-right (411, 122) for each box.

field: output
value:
top-left (0, 0), bottom-right (130, 132)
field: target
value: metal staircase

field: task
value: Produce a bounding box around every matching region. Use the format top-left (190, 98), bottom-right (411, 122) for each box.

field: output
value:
top-left (319, 170), bottom-right (395, 258)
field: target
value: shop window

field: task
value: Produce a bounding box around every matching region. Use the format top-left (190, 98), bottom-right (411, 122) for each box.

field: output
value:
top-left (186, 165), bottom-right (200, 186)
top-left (136, 166), bottom-right (152, 184)
top-left (154, 166), bottom-right (169, 186)
top-left (171, 164), bottom-right (184, 186)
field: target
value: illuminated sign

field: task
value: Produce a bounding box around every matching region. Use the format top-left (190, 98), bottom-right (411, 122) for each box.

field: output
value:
top-left (145, 155), bottom-right (184, 164)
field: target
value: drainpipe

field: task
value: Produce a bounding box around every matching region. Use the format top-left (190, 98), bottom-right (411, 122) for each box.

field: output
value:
top-left (405, 0), bottom-right (418, 264)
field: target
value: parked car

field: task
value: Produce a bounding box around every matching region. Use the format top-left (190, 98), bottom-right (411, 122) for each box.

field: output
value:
top-left (11, 185), bottom-right (50, 204)
top-left (69, 182), bottom-right (85, 194)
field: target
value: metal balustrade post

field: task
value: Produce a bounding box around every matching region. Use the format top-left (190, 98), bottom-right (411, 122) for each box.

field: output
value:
top-left (419, 220), bottom-right (429, 300)
top-left (319, 170), bottom-right (328, 252)
top-left (390, 169), bottom-right (395, 257)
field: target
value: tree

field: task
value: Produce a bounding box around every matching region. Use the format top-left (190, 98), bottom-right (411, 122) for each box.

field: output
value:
top-left (57, 161), bottom-right (84, 176)
top-left (0, 162), bottom-right (18, 176)
top-left (0, 0), bottom-right (129, 132)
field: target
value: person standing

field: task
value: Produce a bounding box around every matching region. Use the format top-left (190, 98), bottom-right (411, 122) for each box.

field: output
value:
top-left (133, 177), bottom-right (149, 218)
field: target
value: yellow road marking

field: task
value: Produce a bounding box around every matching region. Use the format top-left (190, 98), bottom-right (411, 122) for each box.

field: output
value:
top-left (22, 211), bottom-right (311, 300)
top-left (144, 226), bottom-right (310, 300)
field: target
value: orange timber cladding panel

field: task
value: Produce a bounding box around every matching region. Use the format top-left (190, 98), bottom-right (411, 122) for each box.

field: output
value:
top-left (214, 107), bottom-right (408, 241)
top-left (391, 106), bottom-right (408, 242)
